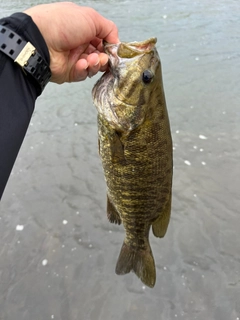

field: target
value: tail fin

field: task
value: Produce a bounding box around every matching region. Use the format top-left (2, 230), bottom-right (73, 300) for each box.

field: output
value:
top-left (115, 240), bottom-right (156, 288)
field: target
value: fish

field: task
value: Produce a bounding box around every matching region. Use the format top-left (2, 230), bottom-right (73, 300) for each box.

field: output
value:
top-left (92, 37), bottom-right (173, 288)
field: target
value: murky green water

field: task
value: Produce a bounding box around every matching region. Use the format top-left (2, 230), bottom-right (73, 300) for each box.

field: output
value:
top-left (0, 0), bottom-right (240, 319)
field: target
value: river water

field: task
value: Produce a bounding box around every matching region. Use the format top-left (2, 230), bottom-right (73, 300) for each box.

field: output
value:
top-left (0, 0), bottom-right (239, 319)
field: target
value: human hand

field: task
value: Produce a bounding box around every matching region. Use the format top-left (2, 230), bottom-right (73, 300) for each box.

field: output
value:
top-left (24, 2), bottom-right (119, 83)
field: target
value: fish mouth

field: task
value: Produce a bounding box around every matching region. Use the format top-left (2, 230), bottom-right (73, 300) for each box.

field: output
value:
top-left (104, 37), bottom-right (157, 57)
top-left (103, 37), bottom-right (157, 71)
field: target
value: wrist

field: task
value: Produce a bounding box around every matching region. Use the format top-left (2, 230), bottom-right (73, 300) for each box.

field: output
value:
top-left (0, 12), bottom-right (51, 95)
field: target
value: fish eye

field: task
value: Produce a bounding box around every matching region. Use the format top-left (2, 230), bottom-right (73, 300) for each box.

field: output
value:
top-left (142, 70), bottom-right (153, 84)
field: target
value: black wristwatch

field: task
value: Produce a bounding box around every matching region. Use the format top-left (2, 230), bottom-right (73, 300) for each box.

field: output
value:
top-left (0, 25), bottom-right (51, 91)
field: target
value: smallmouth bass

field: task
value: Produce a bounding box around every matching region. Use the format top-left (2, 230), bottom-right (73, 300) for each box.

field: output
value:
top-left (92, 37), bottom-right (173, 288)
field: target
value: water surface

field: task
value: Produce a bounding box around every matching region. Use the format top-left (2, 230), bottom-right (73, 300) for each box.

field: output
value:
top-left (0, 0), bottom-right (239, 319)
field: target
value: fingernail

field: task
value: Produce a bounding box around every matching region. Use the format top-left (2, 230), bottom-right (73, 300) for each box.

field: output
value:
top-left (94, 59), bottom-right (100, 66)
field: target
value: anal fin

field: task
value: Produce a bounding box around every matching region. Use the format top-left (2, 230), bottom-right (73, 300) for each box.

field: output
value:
top-left (152, 193), bottom-right (172, 238)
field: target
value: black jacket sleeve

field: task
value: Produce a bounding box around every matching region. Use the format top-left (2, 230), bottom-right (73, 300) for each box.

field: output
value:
top-left (0, 13), bottom-right (50, 199)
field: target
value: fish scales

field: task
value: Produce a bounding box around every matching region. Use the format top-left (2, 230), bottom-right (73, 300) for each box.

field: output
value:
top-left (92, 37), bottom-right (173, 288)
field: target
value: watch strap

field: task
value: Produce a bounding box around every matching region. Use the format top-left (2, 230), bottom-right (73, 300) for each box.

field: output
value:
top-left (0, 25), bottom-right (51, 91)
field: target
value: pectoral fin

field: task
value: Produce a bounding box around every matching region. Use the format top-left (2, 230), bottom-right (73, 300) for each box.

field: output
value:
top-left (109, 131), bottom-right (125, 163)
top-left (152, 193), bottom-right (172, 238)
